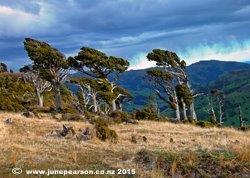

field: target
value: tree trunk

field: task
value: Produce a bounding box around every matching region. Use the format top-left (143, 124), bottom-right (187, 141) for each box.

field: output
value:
top-left (181, 98), bottom-right (187, 121)
top-left (173, 91), bottom-right (180, 121)
top-left (36, 90), bottom-right (44, 107)
top-left (54, 84), bottom-right (62, 112)
top-left (219, 104), bottom-right (223, 125)
top-left (211, 107), bottom-right (217, 123)
top-left (175, 104), bottom-right (180, 122)
top-left (111, 99), bottom-right (117, 112)
top-left (186, 81), bottom-right (197, 121)
top-left (189, 103), bottom-right (197, 121)
top-left (208, 98), bottom-right (217, 123)
top-left (92, 93), bottom-right (98, 113)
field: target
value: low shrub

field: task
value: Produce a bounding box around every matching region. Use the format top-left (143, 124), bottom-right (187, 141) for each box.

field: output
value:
top-left (91, 117), bottom-right (110, 127)
top-left (95, 123), bottom-right (118, 143)
top-left (196, 121), bottom-right (216, 128)
top-left (31, 107), bottom-right (52, 114)
top-left (0, 73), bottom-right (35, 111)
top-left (61, 107), bottom-right (80, 114)
top-left (61, 113), bottom-right (85, 121)
top-left (109, 111), bottom-right (138, 124)
top-left (239, 125), bottom-right (250, 131)
top-left (134, 107), bottom-right (163, 121)
top-left (92, 117), bottom-right (118, 142)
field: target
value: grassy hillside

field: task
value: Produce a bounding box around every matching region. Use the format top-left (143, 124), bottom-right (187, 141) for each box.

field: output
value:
top-left (0, 112), bottom-right (249, 177)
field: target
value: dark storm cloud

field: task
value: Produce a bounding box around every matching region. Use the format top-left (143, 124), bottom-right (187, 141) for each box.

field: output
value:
top-left (0, 0), bottom-right (250, 69)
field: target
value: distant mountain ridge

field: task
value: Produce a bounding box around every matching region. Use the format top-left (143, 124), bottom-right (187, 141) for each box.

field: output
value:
top-left (187, 60), bottom-right (250, 86)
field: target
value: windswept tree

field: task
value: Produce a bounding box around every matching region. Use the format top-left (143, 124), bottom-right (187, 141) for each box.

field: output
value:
top-left (68, 47), bottom-right (130, 112)
top-left (147, 69), bottom-right (181, 121)
top-left (0, 62), bottom-right (7, 73)
top-left (24, 38), bottom-right (69, 112)
top-left (20, 65), bottom-right (51, 107)
top-left (147, 49), bottom-right (197, 120)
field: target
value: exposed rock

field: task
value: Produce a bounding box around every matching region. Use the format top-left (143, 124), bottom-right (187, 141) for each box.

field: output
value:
top-left (77, 127), bottom-right (93, 141)
top-left (50, 125), bottom-right (75, 138)
top-left (4, 118), bottom-right (13, 124)
top-left (142, 136), bottom-right (147, 142)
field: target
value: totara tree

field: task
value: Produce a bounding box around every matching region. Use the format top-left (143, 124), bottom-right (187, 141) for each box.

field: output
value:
top-left (20, 65), bottom-right (51, 107)
top-left (24, 38), bottom-right (69, 112)
top-left (68, 47), bottom-right (130, 112)
top-left (147, 69), bottom-right (181, 121)
top-left (147, 49), bottom-right (197, 121)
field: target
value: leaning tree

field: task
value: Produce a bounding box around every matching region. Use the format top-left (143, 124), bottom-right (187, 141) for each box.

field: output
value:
top-left (147, 69), bottom-right (181, 121)
top-left (147, 49), bottom-right (197, 121)
top-left (24, 38), bottom-right (69, 112)
top-left (20, 65), bottom-right (51, 107)
top-left (68, 47), bottom-right (130, 112)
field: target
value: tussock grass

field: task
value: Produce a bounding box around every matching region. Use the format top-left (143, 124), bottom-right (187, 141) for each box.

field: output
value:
top-left (0, 112), bottom-right (249, 177)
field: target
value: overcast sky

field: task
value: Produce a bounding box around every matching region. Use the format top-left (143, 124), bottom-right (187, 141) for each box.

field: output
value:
top-left (0, 0), bottom-right (250, 70)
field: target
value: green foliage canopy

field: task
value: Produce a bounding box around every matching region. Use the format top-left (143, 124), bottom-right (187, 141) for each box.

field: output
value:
top-left (24, 38), bottom-right (69, 83)
top-left (68, 47), bottom-right (129, 78)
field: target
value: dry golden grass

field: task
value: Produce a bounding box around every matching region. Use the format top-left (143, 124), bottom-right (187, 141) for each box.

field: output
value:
top-left (0, 112), bottom-right (249, 177)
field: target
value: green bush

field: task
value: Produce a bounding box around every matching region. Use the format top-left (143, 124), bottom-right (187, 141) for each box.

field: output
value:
top-left (239, 125), bottom-right (250, 131)
top-left (0, 73), bottom-right (35, 111)
top-left (134, 107), bottom-right (163, 121)
top-left (109, 110), bottom-right (137, 124)
top-left (196, 121), bottom-right (216, 128)
top-left (0, 73), bottom-right (78, 112)
top-left (91, 116), bottom-right (110, 127)
top-left (61, 113), bottom-right (85, 121)
top-left (94, 118), bottom-right (118, 142)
